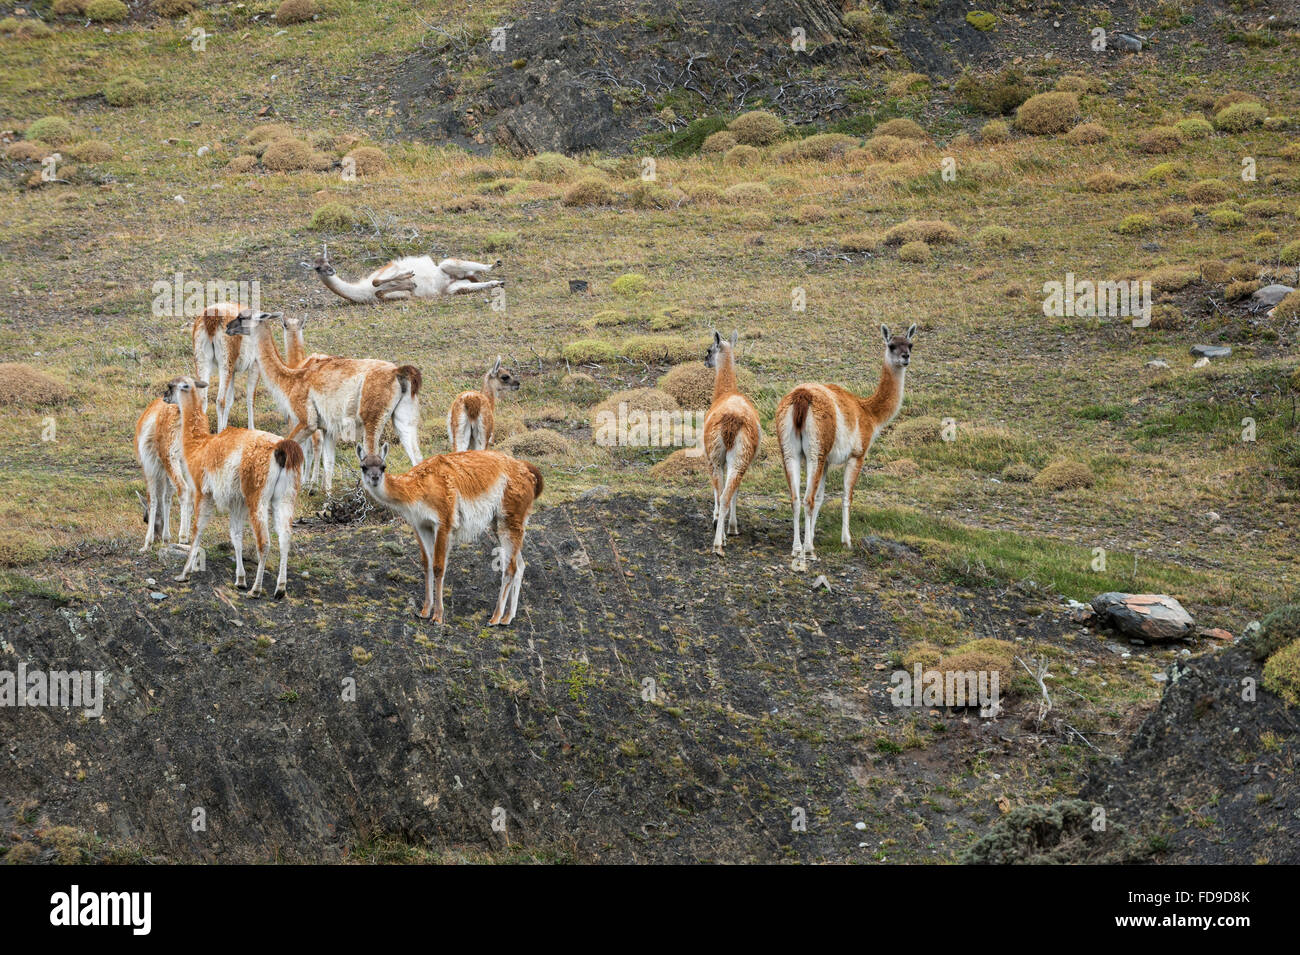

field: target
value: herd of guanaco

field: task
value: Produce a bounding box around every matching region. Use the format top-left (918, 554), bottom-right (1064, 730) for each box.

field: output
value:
top-left (136, 248), bottom-right (916, 622)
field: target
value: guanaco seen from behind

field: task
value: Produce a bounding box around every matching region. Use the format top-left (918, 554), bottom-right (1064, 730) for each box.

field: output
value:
top-left (134, 389), bottom-right (202, 552)
top-left (701, 330), bottom-right (761, 556)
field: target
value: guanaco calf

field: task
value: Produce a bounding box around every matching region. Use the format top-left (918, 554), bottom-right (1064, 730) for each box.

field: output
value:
top-left (775, 323), bottom-right (916, 571)
top-left (165, 376), bottom-right (305, 598)
top-left (225, 310), bottom-right (423, 497)
top-left (447, 356), bottom-right (520, 452)
top-left (702, 330), bottom-right (761, 556)
top-left (134, 390), bottom-right (201, 552)
top-left (193, 302), bottom-right (259, 432)
top-left (358, 443), bottom-right (542, 626)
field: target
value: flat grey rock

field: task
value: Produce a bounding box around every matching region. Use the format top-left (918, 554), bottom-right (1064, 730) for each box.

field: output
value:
top-left (1091, 592), bottom-right (1195, 642)
top-left (1190, 344), bottom-right (1231, 358)
top-left (1252, 284), bottom-right (1294, 307)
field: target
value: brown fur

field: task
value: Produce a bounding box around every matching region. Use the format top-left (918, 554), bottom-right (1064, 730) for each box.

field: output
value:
top-left (135, 397), bottom-right (194, 547)
top-left (702, 333), bottom-right (762, 555)
top-left (447, 359), bottom-right (518, 452)
top-left (192, 302), bottom-right (254, 431)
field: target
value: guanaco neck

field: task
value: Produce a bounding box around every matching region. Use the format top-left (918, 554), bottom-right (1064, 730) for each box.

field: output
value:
top-left (250, 324), bottom-right (302, 414)
top-left (283, 325), bottom-right (306, 366)
top-left (320, 270), bottom-right (375, 304)
top-left (711, 347), bottom-right (739, 405)
top-left (481, 372), bottom-right (499, 409)
top-left (861, 360), bottom-right (906, 426)
top-left (177, 388), bottom-right (212, 461)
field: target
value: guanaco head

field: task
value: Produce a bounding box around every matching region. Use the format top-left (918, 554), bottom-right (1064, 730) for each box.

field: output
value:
top-left (485, 355), bottom-right (521, 395)
top-left (704, 330), bottom-right (738, 368)
top-left (224, 309), bottom-right (284, 337)
top-left (162, 376), bottom-right (208, 406)
top-left (281, 313), bottom-right (309, 333)
top-left (880, 323), bottom-right (917, 370)
top-left (357, 442), bottom-right (388, 493)
top-left (313, 244), bottom-right (336, 277)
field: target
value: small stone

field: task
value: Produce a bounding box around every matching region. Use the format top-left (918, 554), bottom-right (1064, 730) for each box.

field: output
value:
top-left (854, 821), bottom-right (866, 830)
top-left (150, 592), bottom-right (167, 601)
top-left (1202, 511), bottom-right (1221, 523)
top-left (1145, 359), bottom-right (1169, 368)
top-left (196, 146), bottom-right (210, 157)
top-left (1192, 356), bottom-right (1210, 368)
top-left (1152, 672), bottom-right (1167, 682)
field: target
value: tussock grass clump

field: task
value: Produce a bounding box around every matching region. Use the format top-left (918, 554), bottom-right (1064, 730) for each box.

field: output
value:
top-left (1116, 214), bottom-right (1153, 235)
top-left (25, 116), bottom-right (75, 146)
top-left (525, 151), bottom-right (579, 182)
top-left (1032, 460), bottom-right (1095, 490)
top-left (1263, 640), bottom-right (1300, 705)
top-left (874, 118), bottom-right (928, 141)
top-left (244, 123), bottom-right (293, 145)
top-left (1014, 92), bottom-right (1079, 135)
top-left (838, 233), bottom-right (878, 253)
top-left (700, 131), bottom-right (737, 153)
top-left (1157, 205), bottom-right (1193, 227)
top-left (658, 362), bottom-right (757, 410)
top-left (628, 182), bottom-right (683, 209)
top-left (794, 203), bottom-right (829, 224)
top-left (1056, 74), bottom-right (1105, 94)
top-left (863, 134), bottom-right (925, 161)
top-left (53, 0), bottom-right (87, 15)
top-left (85, 0), bottom-right (128, 21)
top-left (592, 388), bottom-right (680, 420)
top-left (1272, 290), bottom-right (1300, 320)
top-left (261, 138), bottom-right (314, 171)
top-left (1085, 171), bottom-right (1133, 192)
top-left (610, 272), bottom-right (648, 295)
top-left (1280, 143), bottom-right (1300, 161)
top-left (1066, 122), bottom-right (1109, 145)
top-left (1001, 462), bottom-right (1037, 482)
top-left (723, 181), bottom-right (771, 204)
top-left (981, 120), bottom-right (1010, 143)
top-left (5, 141), bottom-right (50, 161)
top-left (975, 225), bottom-right (1017, 249)
top-left (276, 0), bottom-right (318, 24)
top-left (1141, 161), bottom-right (1187, 183)
top-left (1174, 117), bottom-right (1213, 139)
top-left (499, 429), bottom-right (574, 459)
top-left (1214, 91), bottom-right (1260, 113)
top-left (562, 177), bottom-right (614, 207)
top-left (892, 416), bottom-right (944, 445)
top-left (1136, 125), bottom-right (1183, 154)
top-left (225, 155), bottom-right (258, 173)
top-left (686, 183), bottom-right (722, 204)
top-left (0, 364), bottom-right (70, 407)
top-left (1224, 279), bottom-right (1260, 302)
top-left (104, 76), bottom-right (150, 107)
top-left (153, 0), bottom-right (198, 15)
top-left (1209, 208), bottom-right (1245, 229)
top-left (723, 144), bottom-right (760, 167)
top-left (955, 68), bottom-right (1034, 116)
top-left (1249, 604), bottom-right (1300, 660)
top-left (1214, 102), bottom-right (1266, 132)
top-left (1, 16), bottom-right (53, 37)
top-left (649, 448), bottom-right (708, 480)
top-left (728, 110), bottom-right (784, 146)
top-left (897, 240), bottom-right (930, 263)
top-left (883, 219), bottom-right (960, 245)
top-left (66, 140), bottom-right (114, 162)
top-left (345, 146), bottom-right (387, 175)
top-left (620, 335), bottom-right (700, 363)
top-left (1279, 240), bottom-right (1300, 266)
top-left (308, 203), bottom-right (353, 231)
top-left (1186, 179), bottom-right (1231, 202)
top-left (1197, 259), bottom-right (1231, 283)
top-left (887, 72), bottom-right (930, 96)
top-left (1146, 266), bottom-right (1198, 292)
top-left (560, 372), bottom-right (606, 404)
top-left (773, 133), bottom-right (857, 163)
top-left (1243, 199), bottom-right (1282, 218)
top-left (1252, 230), bottom-right (1278, 246)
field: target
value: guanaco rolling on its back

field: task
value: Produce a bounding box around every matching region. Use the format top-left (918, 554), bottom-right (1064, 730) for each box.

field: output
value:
top-left (313, 245), bottom-right (504, 303)
top-left (447, 356), bottom-right (520, 452)
top-left (166, 375), bottom-right (304, 598)
top-left (775, 323), bottom-right (916, 571)
top-left (134, 390), bottom-right (201, 552)
top-left (358, 444), bottom-right (543, 626)
top-left (701, 330), bottom-right (761, 556)
top-left (225, 309), bottom-right (423, 497)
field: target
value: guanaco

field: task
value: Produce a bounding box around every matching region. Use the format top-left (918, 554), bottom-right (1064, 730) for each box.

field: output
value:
top-left (165, 376), bottom-right (304, 598)
top-left (313, 244), bottom-right (503, 303)
top-left (279, 313), bottom-right (327, 488)
top-left (134, 390), bottom-right (201, 552)
top-left (775, 323), bottom-right (916, 571)
top-left (192, 301), bottom-right (259, 432)
top-left (225, 310), bottom-right (423, 497)
top-left (447, 356), bottom-right (520, 452)
top-left (358, 443), bottom-right (542, 626)
top-left (702, 330), bottom-right (761, 556)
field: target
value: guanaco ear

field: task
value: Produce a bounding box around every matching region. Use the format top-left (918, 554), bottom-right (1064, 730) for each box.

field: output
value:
top-left (237, 308), bottom-right (254, 320)
top-left (356, 443), bottom-right (365, 463)
top-left (194, 380), bottom-right (208, 390)
top-left (261, 311), bottom-right (284, 324)
top-left (379, 442), bottom-right (389, 464)
top-left (906, 322), bottom-right (918, 341)
top-left (491, 355), bottom-right (502, 374)
top-left (730, 330), bottom-right (739, 349)
top-left (712, 330), bottom-right (722, 346)
top-left (881, 324), bottom-right (891, 343)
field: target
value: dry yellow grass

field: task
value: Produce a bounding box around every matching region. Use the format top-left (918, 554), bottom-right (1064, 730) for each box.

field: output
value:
top-left (0, 364), bottom-right (70, 406)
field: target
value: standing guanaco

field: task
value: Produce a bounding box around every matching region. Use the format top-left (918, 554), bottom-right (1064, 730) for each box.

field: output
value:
top-left (701, 331), bottom-right (761, 556)
top-left (134, 389), bottom-right (201, 552)
top-left (357, 443), bottom-right (542, 626)
top-left (192, 302), bottom-right (258, 432)
top-left (166, 375), bottom-right (304, 598)
top-left (224, 309), bottom-right (423, 497)
top-left (447, 356), bottom-right (520, 452)
top-left (775, 323), bottom-right (916, 571)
